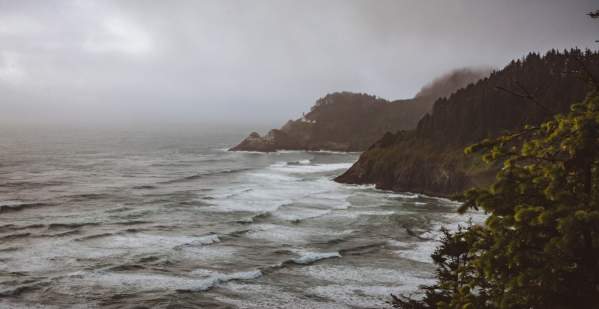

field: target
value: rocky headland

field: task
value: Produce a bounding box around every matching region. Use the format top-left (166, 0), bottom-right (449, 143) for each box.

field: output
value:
top-left (230, 69), bottom-right (490, 152)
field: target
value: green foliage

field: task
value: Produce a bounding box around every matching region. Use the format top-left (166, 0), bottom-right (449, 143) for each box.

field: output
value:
top-left (393, 90), bottom-right (599, 309)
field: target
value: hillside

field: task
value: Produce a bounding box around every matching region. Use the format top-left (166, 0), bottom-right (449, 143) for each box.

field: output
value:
top-left (230, 69), bottom-right (489, 152)
top-left (336, 49), bottom-right (599, 197)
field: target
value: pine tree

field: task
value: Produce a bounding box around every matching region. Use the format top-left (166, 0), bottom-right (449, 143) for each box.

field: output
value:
top-left (393, 11), bottom-right (599, 308)
top-left (393, 78), bottom-right (599, 309)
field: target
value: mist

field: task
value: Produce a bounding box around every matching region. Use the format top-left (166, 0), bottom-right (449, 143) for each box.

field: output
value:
top-left (0, 0), bottom-right (597, 128)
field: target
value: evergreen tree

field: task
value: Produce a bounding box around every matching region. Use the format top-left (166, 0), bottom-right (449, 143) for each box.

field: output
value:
top-left (393, 12), bottom-right (599, 309)
top-left (393, 75), bottom-right (599, 309)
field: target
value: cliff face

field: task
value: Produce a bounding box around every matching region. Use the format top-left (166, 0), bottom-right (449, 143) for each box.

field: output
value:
top-left (336, 49), bottom-right (599, 197)
top-left (230, 69), bottom-right (489, 152)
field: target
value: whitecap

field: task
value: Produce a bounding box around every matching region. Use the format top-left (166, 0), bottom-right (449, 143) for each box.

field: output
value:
top-left (216, 282), bottom-right (348, 309)
top-left (88, 233), bottom-right (219, 250)
top-left (393, 241), bottom-right (437, 263)
top-left (282, 159), bottom-right (311, 165)
top-left (385, 193), bottom-right (419, 199)
top-left (291, 251), bottom-right (341, 264)
top-left (292, 264), bottom-right (433, 286)
top-left (391, 210), bottom-right (487, 264)
top-left (189, 234), bottom-right (220, 246)
top-left (386, 239), bottom-right (411, 247)
top-left (66, 269), bottom-right (262, 292)
top-left (273, 207), bottom-right (331, 221)
top-left (269, 163), bottom-right (354, 174)
top-left (178, 245), bottom-right (238, 261)
top-left (245, 224), bottom-right (314, 244)
top-left (246, 224), bottom-right (353, 245)
top-left (307, 285), bottom-right (402, 308)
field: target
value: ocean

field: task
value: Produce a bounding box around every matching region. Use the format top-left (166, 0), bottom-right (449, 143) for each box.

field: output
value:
top-left (0, 128), bottom-right (482, 308)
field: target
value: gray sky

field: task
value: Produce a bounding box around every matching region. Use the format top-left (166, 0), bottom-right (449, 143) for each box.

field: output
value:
top-left (0, 0), bottom-right (597, 127)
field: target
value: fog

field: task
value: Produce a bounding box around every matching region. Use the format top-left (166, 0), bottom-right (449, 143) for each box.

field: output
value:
top-left (0, 0), bottom-right (597, 128)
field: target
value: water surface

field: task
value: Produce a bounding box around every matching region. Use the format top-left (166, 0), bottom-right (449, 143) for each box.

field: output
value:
top-left (0, 129), bottom-right (480, 308)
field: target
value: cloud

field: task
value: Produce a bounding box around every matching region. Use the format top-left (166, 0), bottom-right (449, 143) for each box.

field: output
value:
top-left (84, 17), bottom-right (152, 55)
top-left (0, 0), bottom-right (597, 127)
top-left (0, 15), bottom-right (42, 36)
top-left (0, 52), bottom-right (26, 84)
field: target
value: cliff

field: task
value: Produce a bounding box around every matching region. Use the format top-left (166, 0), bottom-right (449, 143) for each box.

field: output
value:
top-left (230, 69), bottom-right (489, 152)
top-left (336, 49), bottom-right (599, 197)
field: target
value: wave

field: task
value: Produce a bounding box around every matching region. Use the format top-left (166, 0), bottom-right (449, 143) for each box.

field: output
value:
top-left (270, 162), bottom-right (354, 174)
top-left (74, 269), bottom-right (263, 293)
top-left (286, 159), bottom-right (311, 165)
top-left (0, 281), bottom-right (46, 297)
top-left (150, 157), bottom-right (235, 167)
top-left (255, 250), bottom-right (342, 277)
top-left (161, 168), bottom-right (253, 184)
top-left (391, 240), bottom-right (437, 263)
top-left (0, 232), bottom-right (31, 241)
top-left (0, 180), bottom-right (65, 189)
top-left (206, 195), bottom-right (293, 213)
top-left (339, 243), bottom-right (387, 256)
top-left (390, 211), bottom-right (487, 264)
top-left (209, 187), bottom-right (253, 200)
top-left (66, 193), bottom-right (113, 201)
top-left (0, 202), bottom-right (50, 214)
top-left (189, 234), bottom-right (220, 246)
top-left (0, 223), bottom-right (45, 233)
top-left (75, 232), bottom-right (114, 241)
top-left (296, 264), bottom-right (434, 288)
top-left (344, 183), bottom-right (377, 190)
top-left (412, 192), bottom-right (463, 205)
top-left (180, 270), bottom-right (263, 292)
top-left (235, 212), bottom-right (271, 224)
top-left (386, 193), bottom-right (419, 199)
top-left (273, 208), bottom-right (332, 222)
top-left (290, 251), bottom-right (341, 265)
top-left (47, 222), bottom-right (101, 230)
top-left (113, 220), bottom-right (152, 226)
top-left (75, 231), bottom-right (220, 250)
top-left (0, 246), bottom-right (19, 253)
top-left (307, 284), bottom-right (413, 308)
top-left (132, 185), bottom-right (157, 190)
top-left (37, 230), bottom-right (81, 238)
top-left (337, 210), bottom-right (396, 219)
top-left (107, 264), bottom-right (148, 272)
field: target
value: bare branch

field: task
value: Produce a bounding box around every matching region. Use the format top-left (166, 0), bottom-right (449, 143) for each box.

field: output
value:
top-left (495, 85), bottom-right (555, 116)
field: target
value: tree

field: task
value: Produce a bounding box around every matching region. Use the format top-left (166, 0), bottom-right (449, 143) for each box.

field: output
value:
top-left (393, 76), bottom-right (599, 309)
top-left (393, 12), bottom-right (599, 309)
top-left (392, 225), bottom-right (489, 309)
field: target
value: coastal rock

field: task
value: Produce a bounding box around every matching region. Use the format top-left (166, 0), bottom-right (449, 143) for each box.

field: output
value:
top-left (229, 131), bottom-right (278, 152)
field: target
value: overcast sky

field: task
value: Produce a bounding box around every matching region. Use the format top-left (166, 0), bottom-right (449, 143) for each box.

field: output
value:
top-left (0, 0), bottom-right (597, 127)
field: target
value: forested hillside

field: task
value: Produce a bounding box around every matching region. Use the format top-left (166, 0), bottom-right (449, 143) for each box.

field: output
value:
top-left (336, 49), bottom-right (599, 197)
top-left (230, 69), bottom-right (489, 152)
